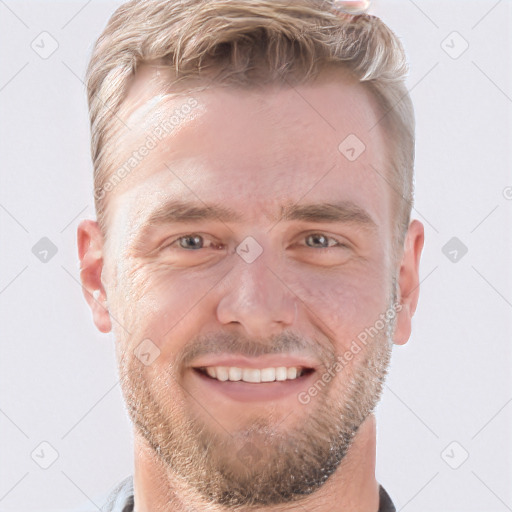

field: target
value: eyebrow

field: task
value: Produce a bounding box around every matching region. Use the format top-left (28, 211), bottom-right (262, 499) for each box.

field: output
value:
top-left (139, 199), bottom-right (378, 234)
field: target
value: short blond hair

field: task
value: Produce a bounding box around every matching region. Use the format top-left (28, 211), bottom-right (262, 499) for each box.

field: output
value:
top-left (86, 0), bottom-right (415, 263)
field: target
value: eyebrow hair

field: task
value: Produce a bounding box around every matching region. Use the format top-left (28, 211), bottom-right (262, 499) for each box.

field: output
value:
top-left (139, 198), bottom-right (378, 233)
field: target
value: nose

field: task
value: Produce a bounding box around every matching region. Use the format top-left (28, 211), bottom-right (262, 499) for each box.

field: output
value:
top-left (216, 248), bottom-right (297, 339)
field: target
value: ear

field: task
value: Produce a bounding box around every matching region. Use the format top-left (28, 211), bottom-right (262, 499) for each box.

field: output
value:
top-left (393, 219), bottom-right (425, 346)
top-left (77, 219), bottom-right (112, 333)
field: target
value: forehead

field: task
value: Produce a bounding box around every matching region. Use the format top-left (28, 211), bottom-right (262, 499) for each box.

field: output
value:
top-left (105, 64), bottom-right (390, 239)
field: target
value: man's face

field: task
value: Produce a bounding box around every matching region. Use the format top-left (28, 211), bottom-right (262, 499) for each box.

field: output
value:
top-left (95, 66), bottom-right (401, 506)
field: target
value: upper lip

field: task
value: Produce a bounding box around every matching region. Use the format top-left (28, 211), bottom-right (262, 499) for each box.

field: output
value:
top-left (191, 354), bottom-right (319, 371)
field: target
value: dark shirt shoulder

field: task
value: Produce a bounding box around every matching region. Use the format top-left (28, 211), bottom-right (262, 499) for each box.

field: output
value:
top-left (378, 484), bottom-right (396, 512)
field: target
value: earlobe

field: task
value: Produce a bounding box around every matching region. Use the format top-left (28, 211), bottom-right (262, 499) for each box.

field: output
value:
top-left (393, 219), bottom-right (425, 346)
top-left (77, 219), bottom-right (112, 333)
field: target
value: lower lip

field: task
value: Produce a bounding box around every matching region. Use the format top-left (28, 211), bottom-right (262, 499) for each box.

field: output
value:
top-left (191, 368), bottom-right (317, 402)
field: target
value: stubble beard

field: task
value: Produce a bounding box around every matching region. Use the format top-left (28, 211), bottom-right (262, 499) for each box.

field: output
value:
top-left (118, 283), bottom-right (397, 508)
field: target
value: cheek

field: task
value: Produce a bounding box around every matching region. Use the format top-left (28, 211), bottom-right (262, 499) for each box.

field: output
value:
top-left (112, 261), bottom-right (216, 351)
top-left (108, 259), bottom-right (167, 340)
top-left (292, 263), bottom-right (389, 350)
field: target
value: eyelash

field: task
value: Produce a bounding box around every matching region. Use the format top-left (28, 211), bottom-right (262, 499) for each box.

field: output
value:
top-left (161, 233), bottom-right (349, 251)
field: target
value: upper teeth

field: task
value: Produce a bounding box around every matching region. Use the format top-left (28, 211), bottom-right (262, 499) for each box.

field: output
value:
top-left (202, 366), bottom-right (305, 383)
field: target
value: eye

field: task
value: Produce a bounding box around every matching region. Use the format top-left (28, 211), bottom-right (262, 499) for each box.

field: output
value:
top-left (162, 234), bottom-right (224, 251)
top-left (303, 232), bottom-right (348, 250)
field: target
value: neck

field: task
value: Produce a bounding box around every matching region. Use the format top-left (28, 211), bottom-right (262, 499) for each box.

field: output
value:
top-left (133, 413), bottom-right (380, 512)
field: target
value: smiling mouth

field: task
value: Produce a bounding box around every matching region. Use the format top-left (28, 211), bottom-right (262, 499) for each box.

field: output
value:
top-left (194, 366), bottom-right (315, 383)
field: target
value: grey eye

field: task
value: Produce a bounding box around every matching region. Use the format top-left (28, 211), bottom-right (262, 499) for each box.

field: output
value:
top-left (178, 235), bottom-right (204, 250)
top-left (305, 233), bottom-right (334, 249)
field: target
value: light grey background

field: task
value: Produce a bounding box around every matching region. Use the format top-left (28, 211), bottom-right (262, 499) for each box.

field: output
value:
top-left (1, 0), bottom-right (511, 511)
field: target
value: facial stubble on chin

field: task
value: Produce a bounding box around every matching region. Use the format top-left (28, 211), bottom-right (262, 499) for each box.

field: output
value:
top-left (117, 281), bottom-right (397, 509)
